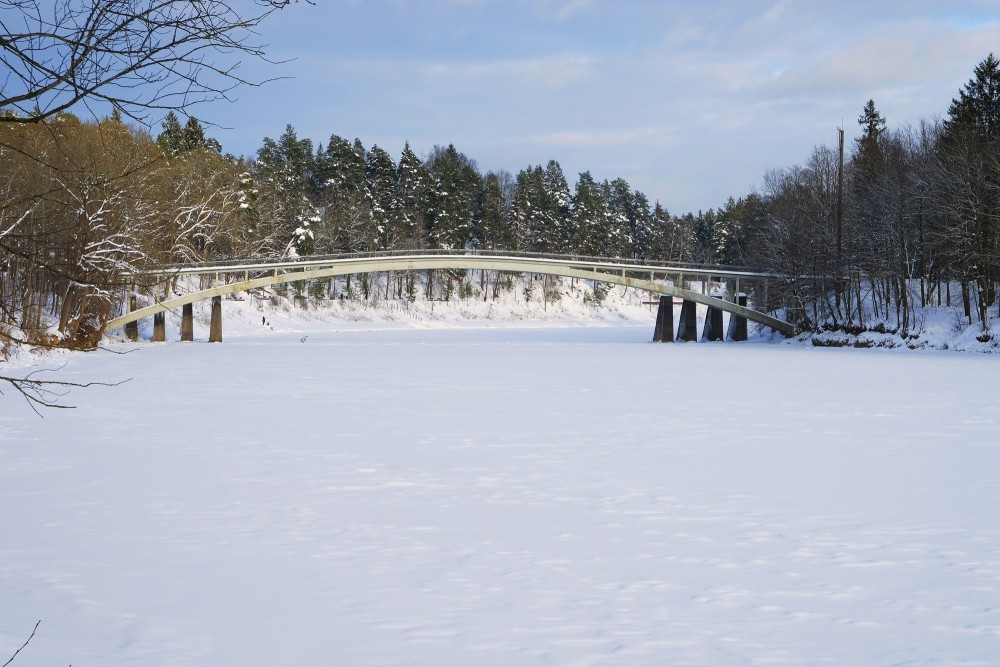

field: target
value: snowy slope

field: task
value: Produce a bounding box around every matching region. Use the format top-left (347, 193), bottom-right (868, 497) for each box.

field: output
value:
top-left (103, 272), bottom-right (1000, 353)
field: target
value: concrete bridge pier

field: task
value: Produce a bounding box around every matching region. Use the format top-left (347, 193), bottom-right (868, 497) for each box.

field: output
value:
top-left (701, 300), bottom-right (725, 342)
top-left (209, 296), bottom-right (222, 342)
top-left (124, 294), bottom-right (139, 341)
top-left (181, 303), bottom-right (194, 341)
top-left (676, 300), bottom-right (698, 342)
top-left (652, 295), bottom-right (674, 342)
top-left (727, 294), bottom-right (749, 341)
top-left (152, 311), bottom-right (166, 342)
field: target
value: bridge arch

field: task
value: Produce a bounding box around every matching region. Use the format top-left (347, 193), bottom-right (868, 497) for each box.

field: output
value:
top-left (105, 254), bottom-right (795, 336)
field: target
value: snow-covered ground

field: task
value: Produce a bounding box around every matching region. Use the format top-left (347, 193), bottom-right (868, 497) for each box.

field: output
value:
top-left (3, 304), bottom-right (1000, 665)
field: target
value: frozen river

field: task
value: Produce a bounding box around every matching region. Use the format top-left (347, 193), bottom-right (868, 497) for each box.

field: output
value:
top-left (3, 325), bottom-right (1000, 665)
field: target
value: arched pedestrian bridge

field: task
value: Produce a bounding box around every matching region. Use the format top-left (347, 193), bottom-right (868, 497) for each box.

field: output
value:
top-left (105, 250), bottom-right (796, 341)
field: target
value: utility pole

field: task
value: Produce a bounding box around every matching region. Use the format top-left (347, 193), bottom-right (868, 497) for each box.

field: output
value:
top-left (836, 126), bottom-right (845, 311)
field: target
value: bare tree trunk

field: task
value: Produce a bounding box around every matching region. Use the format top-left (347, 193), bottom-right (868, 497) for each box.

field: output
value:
top-left (962, 279), bottom-right (971, 321)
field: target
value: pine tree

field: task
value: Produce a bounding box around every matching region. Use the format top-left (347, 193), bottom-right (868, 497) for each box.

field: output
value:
top-left (366, 145), bottom-right (402, 250)
top-left (254, 125), bottom-right (317, 256)
top-left (630, 189), bottom-right (654, 260)
top-left (513, 166), bottom-right (546, 252)
top-left (425, 144), bottom-right (479, 250)
top-left (475, 171), bottom-right (515, 250)
top-left (714, 195), bottom-right (763, 266)
top-left (569, 171), bottom-right (610, 256)
top-left (182, 117), bottom-right (206, 151)
top-left (941, 54), bottom-right (1000, 318)
top-left (156, 113), bottom-right (221, 157)
top-left (693, 209), bottom-right (718, 263)
top-left (319, 135), bottom-right (367, 192)
top-left (542, 160), bottom-right (571, 251)
top-left (397, 142), bottom-right (431, 248)
top-left (946, 53), bottom-right (1000, 141)
top-left (155, 111), bottom-right (184, 157)
top-left (607, 177), bottom-right (649, 258)
top-left (850, 100), bottom-right (894, 301)
top-left (309, 134), bottom-right (369, 253)
top-left (856, 99), bottom-right (887, 156)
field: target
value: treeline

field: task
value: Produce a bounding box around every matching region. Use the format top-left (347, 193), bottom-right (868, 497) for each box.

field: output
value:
top-left (724, 55), bottom-right (1000, 334)
top-left (2, 54), bottom-right (999, 351)
top-left (0, 112), bottom-right (262, 348)
top-left (246, 128), bottom-right (707, 263)
top-left (1, 110), bottom-right (711, 349)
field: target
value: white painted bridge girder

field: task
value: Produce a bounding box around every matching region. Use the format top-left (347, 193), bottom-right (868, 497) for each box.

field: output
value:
top-left (105, 254), bottom-right (795, 335)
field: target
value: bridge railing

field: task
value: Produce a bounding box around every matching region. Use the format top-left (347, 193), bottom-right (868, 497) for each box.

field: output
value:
top-left (136, 248), bottom-right (783, 279)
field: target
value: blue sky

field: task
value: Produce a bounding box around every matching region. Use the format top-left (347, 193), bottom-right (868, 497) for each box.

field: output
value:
top-left (198, 0), bottom-right (1000, 214)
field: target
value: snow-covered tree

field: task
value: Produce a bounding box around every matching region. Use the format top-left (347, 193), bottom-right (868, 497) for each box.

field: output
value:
top-left (366, 145), bottom-right (403, 250)
top-left (254, 125), bottom-right (317, 256)
top-left (425, 144), bottom-right (479, 250)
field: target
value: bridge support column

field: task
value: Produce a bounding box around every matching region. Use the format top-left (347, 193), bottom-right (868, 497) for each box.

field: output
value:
top-left (702, 299), bottom-right (725, 342)
top-left (209, 296), bottom-right (222, 343)
top-left (652, 295), bottom-right (674, 342)
top-left (152, 311), bottom-right (166, 342)
top-left (676, 300), bottom-right (698, 342)
top-left (181, 303), bottom-right (194, 341)
top-left (124, 294), bottom-right (139, 341)
top-left (727, 294), bottom-right (748, 341)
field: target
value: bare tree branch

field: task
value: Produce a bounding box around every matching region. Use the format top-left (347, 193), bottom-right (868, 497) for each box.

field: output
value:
top-left (1, 0), bottom-right (300, 126)
top-left (2, 620), bottom-right (40, 667)
top-left (0, 364), bottom-right (130, 416)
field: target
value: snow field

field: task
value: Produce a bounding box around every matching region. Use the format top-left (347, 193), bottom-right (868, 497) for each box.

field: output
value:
top-left (2, 325), bottom-right (1000, 665)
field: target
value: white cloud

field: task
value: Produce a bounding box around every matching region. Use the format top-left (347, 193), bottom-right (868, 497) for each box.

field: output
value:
top-left (754, 19), bottom-right (1000, 93)
top-left (283, 53), bottom-right (596, 91)
top-left (418, 54), bottom-right (596, 88)
top-left (554, 0), bottom-right (595, 22)
top-left (531, 126), bottom-right (675, 149)
top-left (529, 0), bottom-right (596, 22)
top-left (757, 0), bottom-right (790, 26)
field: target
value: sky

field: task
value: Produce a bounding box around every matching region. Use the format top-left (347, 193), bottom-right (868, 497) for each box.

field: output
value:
top-left (195, 0), bottom-right (1000, 214)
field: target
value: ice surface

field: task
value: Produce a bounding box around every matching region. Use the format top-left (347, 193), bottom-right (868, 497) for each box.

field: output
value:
top-left (2, 325), bottom-right (1000, 666)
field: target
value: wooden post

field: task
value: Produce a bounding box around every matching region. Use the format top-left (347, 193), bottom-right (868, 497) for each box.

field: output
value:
top-left (124, 294), bottom-right (139, 341)
top-left (209, 296), bottom-right (222, 342)
top-left (181, 303), bottom-right (194, 341)
top-left (652, 295), bottom-right (674, 342)
top-left (152, 311), bottom-right (166, 342)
